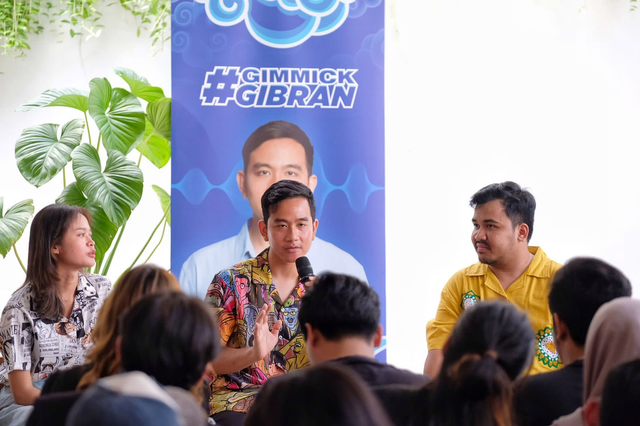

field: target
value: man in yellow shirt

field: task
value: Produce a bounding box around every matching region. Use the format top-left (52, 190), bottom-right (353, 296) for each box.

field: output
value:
top-left (424, 181), bottom-right (562, 377)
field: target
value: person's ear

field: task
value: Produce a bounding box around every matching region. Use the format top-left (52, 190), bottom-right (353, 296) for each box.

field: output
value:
top-left (517, 223), bottom-right (529, 242)
top-left (373, 325), bottom-right (383, 347)
top-left (305, 323), bottom-right (318, 346)
top-left (553, 313), bottom-right (569, 342)
top-left (312, 219), bottom-right (318, 240)
top-left (583, 397), bottom-right (600, 426)
top-left (308, 174), bottom-right (318, 192)
top-left (51, 244), bottom-right (61, 257)
top-left (237, 170), bottom-right (248, 199)
top-left (258, 220), bottom-right (269, 242)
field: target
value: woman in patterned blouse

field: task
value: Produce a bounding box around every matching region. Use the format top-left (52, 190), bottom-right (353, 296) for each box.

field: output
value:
top-left (0, 204), bottom-right (112, 426)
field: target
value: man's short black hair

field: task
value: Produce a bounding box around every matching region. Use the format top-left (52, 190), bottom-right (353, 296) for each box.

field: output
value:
top-left (600, 359), bottom-right (640, 426)
top-left (470, 181), bottom-right (536, 242)
top-left (261, 180), bottom-right (316, 224)
top-left (242, 120), bottom-right (314, 175)
top-left (548, 257), bottom-right (632, 346)
top-left (299, 273), bottom-right (379, 342)
top-left (118, 292), bottom-right (220, 390)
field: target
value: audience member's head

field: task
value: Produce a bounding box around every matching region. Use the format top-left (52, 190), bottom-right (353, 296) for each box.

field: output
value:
top-left (118, 292), bottom-right (220, 390)
top-left (580, 298), bottom-right (640, 421)
top-left (598, 359), bottom-right (640, 426)
top-left (78, 264), bottom-right (181, 389)
top-left (431, 300), bottom-right (534, 426)
top-left (548, 257), bottom-right (631, 363)
top-left (299, 273), bottom-right (381, 363)
top-left (245, 363), bottom-right (393, 426)
top-left (470, 181), bottom-right (536, 241)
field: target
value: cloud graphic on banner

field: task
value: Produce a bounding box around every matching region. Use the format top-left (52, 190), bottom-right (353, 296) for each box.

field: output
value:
top-left (173, 1), bottom-right (205, 26)
top-left (172, 158), bottom-right (383, 217)
top-left (348, 0), bottom-right (382, 19)
top-left (194, 0), bottom-right (355, 48)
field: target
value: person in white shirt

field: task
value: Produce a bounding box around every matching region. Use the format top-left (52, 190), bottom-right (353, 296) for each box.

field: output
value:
top-left (179, 120), bottom-right (367, 299)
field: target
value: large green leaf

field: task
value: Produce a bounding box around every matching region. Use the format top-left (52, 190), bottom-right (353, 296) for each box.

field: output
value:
top-left (147, 98), bottom-right (171, 141)
top-left (152, 185), bottom-right (171, 226)
top-left (72, 144), bottom-right (144, 227)
top-left (18, 88), bottom-right (90, 113)
top-left (114, 68), bottom-right (165, 102)
top-left (0, 198), bottom-right (34, 258)
top-left (15, 119), bottom-right (84, 187)
top-left (88, 78), bottom-right (145, 155)
top-left (136, 118), bottom-right (170, 169)
top-left (56, 183), bottom-right (119, 264)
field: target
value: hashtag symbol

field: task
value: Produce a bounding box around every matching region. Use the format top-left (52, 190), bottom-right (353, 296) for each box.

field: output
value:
top-left (200, 66), bottom-right (240, 106)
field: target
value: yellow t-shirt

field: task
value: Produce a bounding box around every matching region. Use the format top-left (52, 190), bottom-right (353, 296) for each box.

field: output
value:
top-left (426, 246), bottom-right (563, 375)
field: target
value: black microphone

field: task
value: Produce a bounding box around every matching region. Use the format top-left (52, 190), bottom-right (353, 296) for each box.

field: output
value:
top-left (295, 256), bottom-right (315, 284)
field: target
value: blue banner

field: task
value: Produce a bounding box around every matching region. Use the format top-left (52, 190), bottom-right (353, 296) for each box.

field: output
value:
top-left (171, 0), bottom-right (385, 358)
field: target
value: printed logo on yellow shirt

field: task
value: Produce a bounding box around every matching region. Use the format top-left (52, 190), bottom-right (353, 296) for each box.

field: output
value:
top-left (460, 290), bottom-right (481, 310)
top-left (536, 327), bottom-right (562, 368)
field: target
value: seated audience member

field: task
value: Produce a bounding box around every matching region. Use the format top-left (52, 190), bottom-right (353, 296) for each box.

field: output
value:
top-left (63, 371), bottom-right (182, 426)
top-left (299, 273), bottom-right (427, 386)
top-left (245, 363), bottom-right (393, 426)
top-left (514, 257), bottom-right (632, 426)
top-left (552, 298), bottom-right (640, 426)
top-left (67, 292), bottom-right (220, 426)
top-left (377, 300), bottom-right (534, 426)
top-left (595, 359), bottom-right (640, 426)
top-left (0, 204), bottom-right (112, 426)
top-left (39, 264), bottom-right (182, 394)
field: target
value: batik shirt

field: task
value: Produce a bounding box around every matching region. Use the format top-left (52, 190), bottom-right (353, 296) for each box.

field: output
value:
top-left (0, 273), bottom-right (112, 385)
top-left (426, 247), bottom-right (563, 375)
top-left (206, 249), bottom-right (309, 415)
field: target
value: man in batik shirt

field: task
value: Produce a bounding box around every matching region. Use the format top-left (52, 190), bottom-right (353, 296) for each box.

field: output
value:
top-left (206, 180), bottom-right (318, 426)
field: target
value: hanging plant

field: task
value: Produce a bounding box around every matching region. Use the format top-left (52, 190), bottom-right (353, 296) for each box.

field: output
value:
top-left (0, 0), bottom-right (169, 57)
top-left (0, 0), bottom-right (44, 57)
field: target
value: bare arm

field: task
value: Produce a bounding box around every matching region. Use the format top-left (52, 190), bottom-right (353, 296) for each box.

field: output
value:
top-left (211, 346), bottom-right (262, 375)
top-left (211, 303), bottom-right (282, 375)
top-left (423, 349), bottom-right (443, 378)
top-left (8, 370), bottom-right (41, 405)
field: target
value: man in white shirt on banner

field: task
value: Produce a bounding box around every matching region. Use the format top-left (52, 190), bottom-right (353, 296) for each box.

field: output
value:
top-left (179, 120), bottom-right (367, 299)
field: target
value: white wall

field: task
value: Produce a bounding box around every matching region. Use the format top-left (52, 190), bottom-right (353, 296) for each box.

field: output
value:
top-left (386, 0), bottom-right (640, 373)
top-left (0, 7), bottom-right (172, 305)
top-left (2, 0), bottom-right (640, 375)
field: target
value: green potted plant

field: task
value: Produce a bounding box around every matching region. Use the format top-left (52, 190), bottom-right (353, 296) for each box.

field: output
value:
top-left (2, 67), bottom-right (171, 278)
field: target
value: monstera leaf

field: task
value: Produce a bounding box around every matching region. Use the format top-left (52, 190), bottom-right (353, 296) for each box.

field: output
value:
top-left (136, 118), bottom-right (171, 169)
top-left (56, 183), bottom-right (119, 264)
top-left (147, 98), bottom-right (171, 141)
top-left (0, 198), bottom-right (34, 258)
top-left (88, 78), bottom-right (145, 155)
top-left (15, 119), bottom-right (85, 187)
top-left (114, 68), bottom-right (165, 103)
top-left (17, 88), bottom-right (89, 113)
top-left (72, 144), bottom-right (144, 227)
top-left (152, 185), bottom-right (171, 226)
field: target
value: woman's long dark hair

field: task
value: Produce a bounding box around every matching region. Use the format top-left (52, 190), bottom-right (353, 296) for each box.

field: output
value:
top-left (427, 300), bottom-right (534, 426)
top-left (23, 203), bottom-right (92, 321)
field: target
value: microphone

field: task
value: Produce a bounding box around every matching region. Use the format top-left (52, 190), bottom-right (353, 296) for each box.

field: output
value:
top-left (295, 256), bottom-right (315, 284)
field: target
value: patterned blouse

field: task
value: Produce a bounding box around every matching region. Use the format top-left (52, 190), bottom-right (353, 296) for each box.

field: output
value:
top-left (205, 249), bottom-right (309, 415)
top-left (0, 273), bottom-right (112, 385)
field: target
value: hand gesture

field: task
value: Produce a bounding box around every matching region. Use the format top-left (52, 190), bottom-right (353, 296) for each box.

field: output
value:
top-left (252, 303), bottom-right (282, 362)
